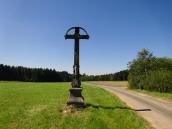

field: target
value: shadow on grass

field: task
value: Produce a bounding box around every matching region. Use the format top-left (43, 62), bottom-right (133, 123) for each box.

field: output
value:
top-left (85, 103), bottom-right (151, 112)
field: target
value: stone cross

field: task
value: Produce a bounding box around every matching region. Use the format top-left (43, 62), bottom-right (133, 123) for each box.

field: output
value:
top-left (65, 27), bottom-right (89, 107)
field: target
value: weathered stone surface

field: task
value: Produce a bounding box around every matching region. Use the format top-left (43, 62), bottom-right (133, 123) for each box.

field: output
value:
top-left (65, 27), bottom-right (89, 107)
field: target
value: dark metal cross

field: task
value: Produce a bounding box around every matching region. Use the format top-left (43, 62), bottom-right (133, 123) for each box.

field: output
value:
top-left (65, 27), bottom-right (89, 107)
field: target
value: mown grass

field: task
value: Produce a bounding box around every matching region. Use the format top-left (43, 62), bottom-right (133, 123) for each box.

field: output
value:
top-left (0, 82), bottom-right (152, 129)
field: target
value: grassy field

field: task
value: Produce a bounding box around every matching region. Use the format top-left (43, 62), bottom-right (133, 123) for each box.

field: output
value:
top-left (0, 82), bottom-right (152, 129)
top-left (89, 81), bottom-right (172, 101)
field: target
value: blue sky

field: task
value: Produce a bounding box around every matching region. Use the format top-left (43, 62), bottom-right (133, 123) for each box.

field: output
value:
top-left (0, 0), bottom-right (172, 75)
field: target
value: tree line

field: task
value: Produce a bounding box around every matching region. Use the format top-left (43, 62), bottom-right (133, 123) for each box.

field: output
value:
top-left (0, 64), bottom-right (72, 82)
top-left (0, 64), bottom-right (128, 82)
top-left (1, 48), bottom-right (171, 93)
top-left (81, 70), bottom-right (128, 81)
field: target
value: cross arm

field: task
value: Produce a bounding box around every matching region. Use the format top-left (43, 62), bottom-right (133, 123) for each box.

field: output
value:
top-left (65, 34), bottom-right (89, 40)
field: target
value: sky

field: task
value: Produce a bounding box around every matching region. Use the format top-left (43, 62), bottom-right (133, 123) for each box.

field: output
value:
top-left (0, 0), bottom-right (172, 75)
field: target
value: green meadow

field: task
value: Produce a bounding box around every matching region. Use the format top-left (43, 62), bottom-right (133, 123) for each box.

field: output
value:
top-left (0, 82), bottom-right (152, 129)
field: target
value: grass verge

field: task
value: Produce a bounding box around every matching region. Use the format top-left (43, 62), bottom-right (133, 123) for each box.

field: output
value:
top-left (0, 82), bottom-right (152, 129)
top-left (134, 89), bottom-right (172, 101)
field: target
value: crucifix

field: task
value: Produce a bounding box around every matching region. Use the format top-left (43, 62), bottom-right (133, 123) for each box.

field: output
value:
top-left (65, 27), bottom-right (89, 107)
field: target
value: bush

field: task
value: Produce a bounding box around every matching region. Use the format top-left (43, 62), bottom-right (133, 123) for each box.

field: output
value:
top-left (143, 70), bottom-right (172, 92)
top-left (128, 48), bottom-right (172, 93)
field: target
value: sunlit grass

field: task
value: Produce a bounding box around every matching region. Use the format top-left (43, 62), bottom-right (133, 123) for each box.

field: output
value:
top-left (135, 89), bottom-right (172, 100)
top-left (0, 82), bottom-right (152, 129)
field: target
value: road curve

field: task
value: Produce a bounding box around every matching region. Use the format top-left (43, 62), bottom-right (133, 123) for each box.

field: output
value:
top-left (91, 84), bottom-right (172, 129)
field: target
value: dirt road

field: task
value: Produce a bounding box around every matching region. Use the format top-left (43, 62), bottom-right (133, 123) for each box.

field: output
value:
top-left (91, 84), bottom-right (172, 129)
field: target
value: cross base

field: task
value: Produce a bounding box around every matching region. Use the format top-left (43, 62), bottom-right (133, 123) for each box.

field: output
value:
top-left (67, 88), bottom-right (85, 107)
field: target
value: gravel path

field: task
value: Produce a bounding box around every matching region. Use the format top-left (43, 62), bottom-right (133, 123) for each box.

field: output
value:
top-left (93, 84), bottom-right (172, 129)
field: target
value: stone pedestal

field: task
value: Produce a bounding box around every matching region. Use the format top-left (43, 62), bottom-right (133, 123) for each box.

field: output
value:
top-left (65, 27), bottom-right (89, 107)
top-left (67, 88), bottom-right (84, 106)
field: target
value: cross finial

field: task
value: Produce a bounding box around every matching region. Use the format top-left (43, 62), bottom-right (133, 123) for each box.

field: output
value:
top-left (65, 27), bottom-right (89, 40)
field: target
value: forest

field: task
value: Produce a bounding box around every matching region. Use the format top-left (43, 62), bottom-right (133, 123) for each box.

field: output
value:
top-left (0, 64), bottom-right (128, 82)
top-left (0, 64), bottom-right (72, 82)
top-left (81, 70), bottom-right (128, 81)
